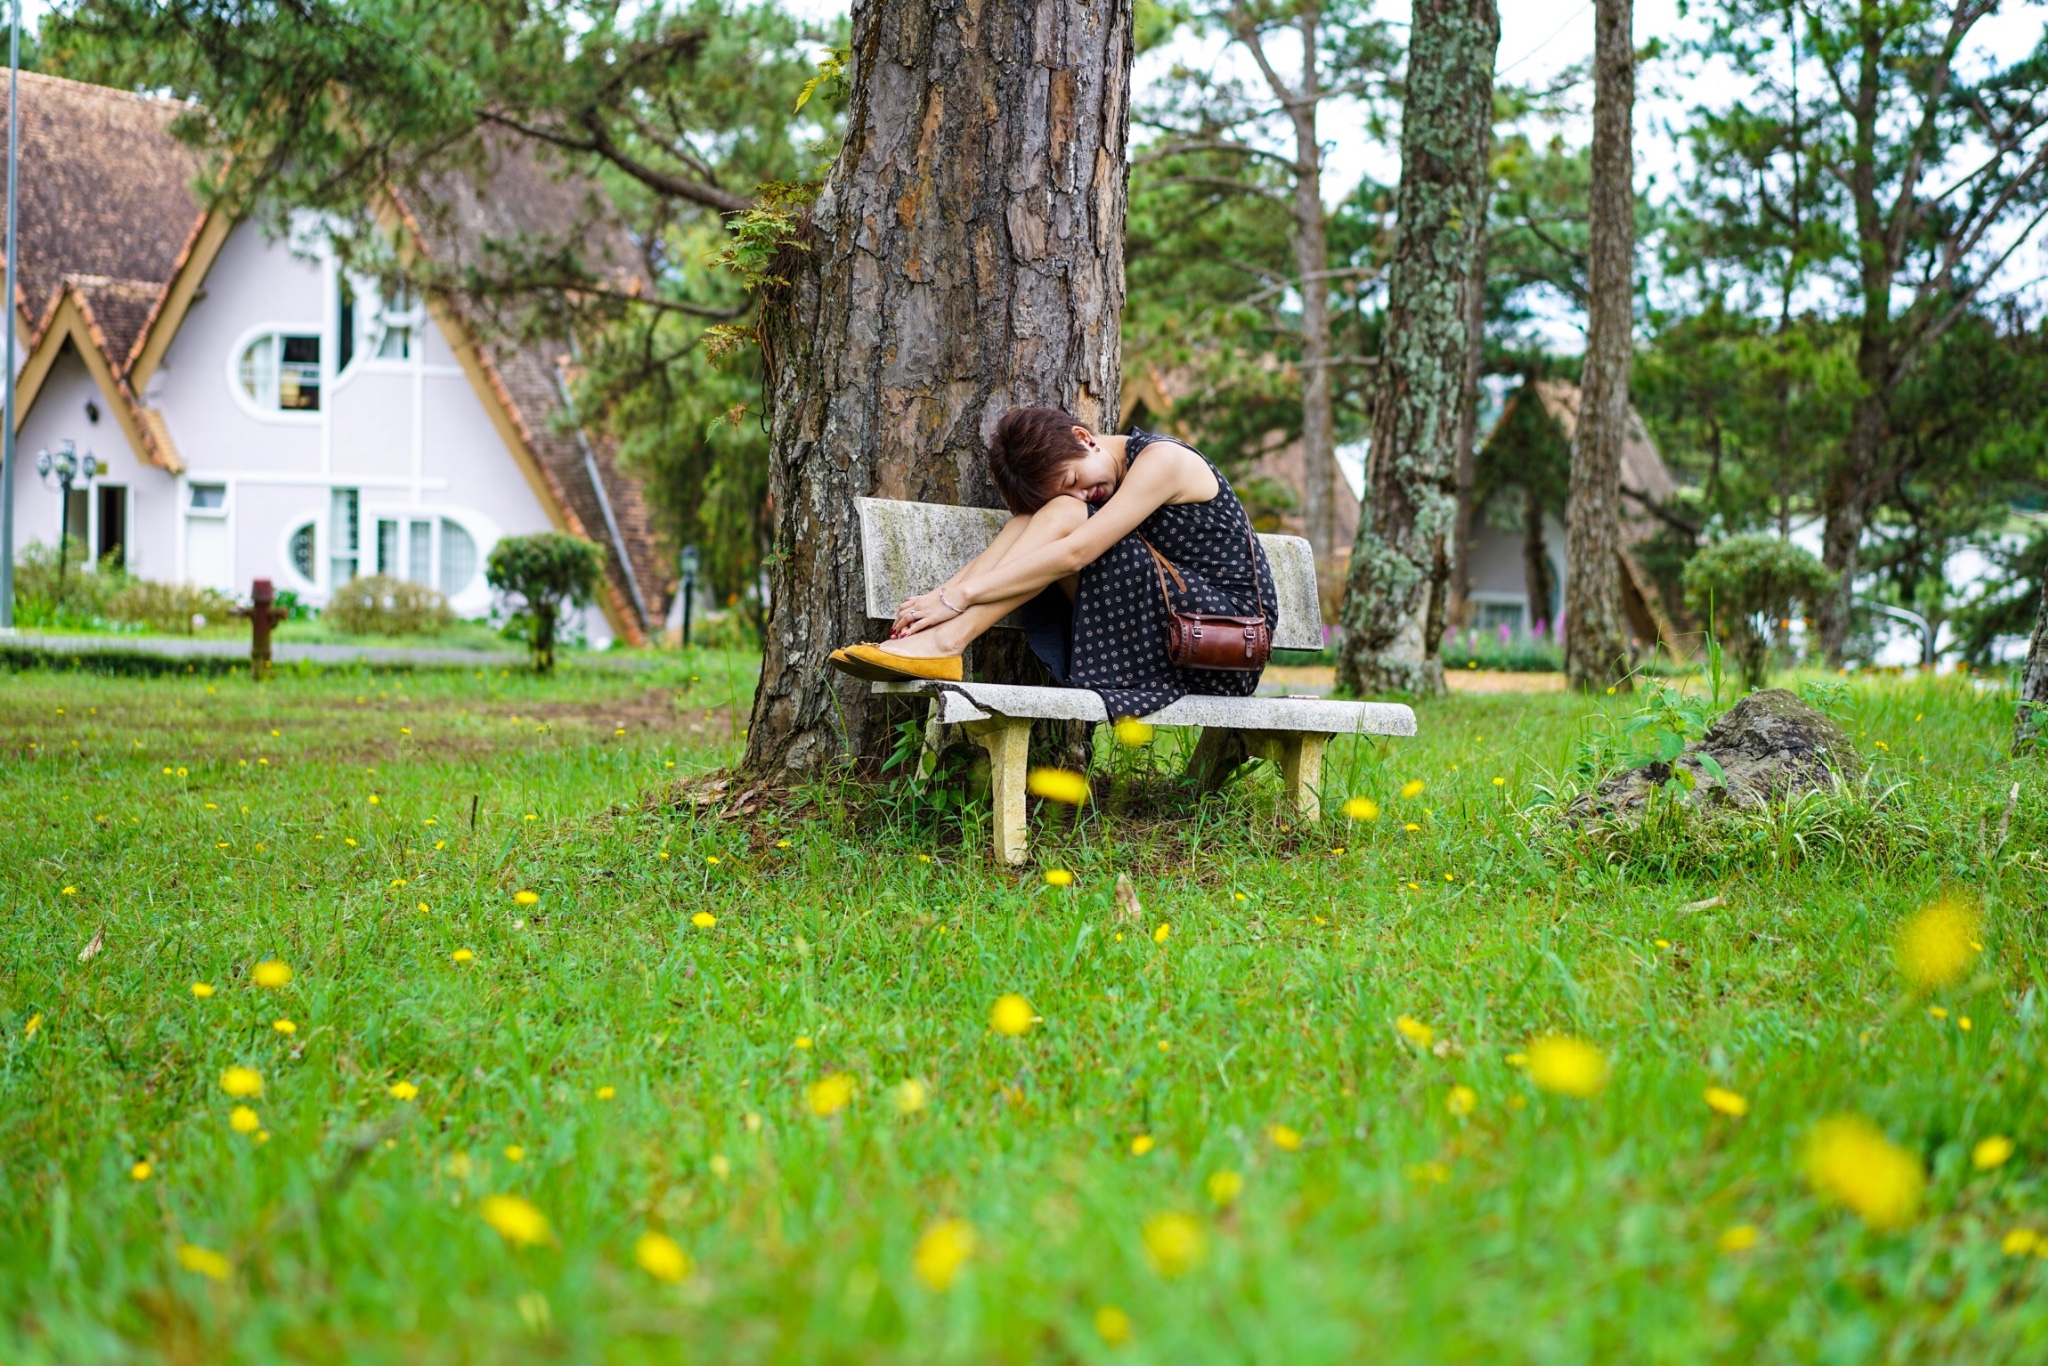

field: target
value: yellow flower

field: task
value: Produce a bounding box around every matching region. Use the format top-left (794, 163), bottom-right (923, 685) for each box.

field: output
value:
top-left (1446, 1085), bottom-right (1477, 1117)
top-left (634, 1231), bottom-right (693, 1283)
top-left (190, 982), bottom-right (214, 999)
top-left (1492, 776), bottom-right (1506, 787)
top-left (1972, 1135), bottom-right (2015, 1171)
top-left (1044, 868), bottom-right (1074, 887)
top-left (177, 1244), bottom-right (232, 1281)
top-left (793, 1035), bottom-right (813, 1050)
top-left (1400, 779), bottom-right (1426, 799)
top-left (1026, 767), bottom-right (1092, 805)
top-left (775, 840), bottom-right (792, 849)
top-left (1717, 1224), bottom-right (1760, 1253)
top-left (1341, 796), bottom-right (1379, 821)
top-left (1894, 893), bottom-right (1981, 991)
top-left (451, 949), bottom-right (474, 964)
top-left (912, 1218), bottom-right (976, 1291)
top-left (706, 855), bottom-right (721, 865)
top-left (1141, 1212), bottom-right (1205, 1278)
top-left (1395, 1015), bottom-right (1434, 1049)
top-left (596, 1085), bottom-right (616, 1101)
top-left (1130, 1134), bottom-right (1155, 1156)
top-left (272, 1018), bottom-right (297, 1035)
top-left (130, 1161), bottom-right (153, 1181)
top-left (229, 1106), bottom-right (260, 1134)
top-left (691, 912), bottom-right (717, 928)
top-left (2002, 1228), bottom-right (2041, 1256)
top-left (1404, 823), bottom-right (1421, 832)
top-left (367, 795), bottom-right (380, 805)
top-left (806, 1073), bottom-right (856, 1117)
top-left (1268, 1124), bottom-right (1303, 1152)
top-left (388, 1080), bottom-right (419, 1101)
top-left (1113, 717), bottom-right (1155, 747)
top-left (1094, 1305), bottom-right (1133, 1346)
top-left (990, 993), bottom-right (1036, 1037)
top-left (1152, 923), bottom-right (1171, 944)
top-left (1804, 1115), bottom-right (1924, 1230)
top-left (23, 1013), bottom-right (41, 1039)
top-left (1928, 1005), bottom-right (1948, 1020)
top-left (1704, 1087), bottom-right (1748, 1118)
top-left (1525, 1036), bottom-right (1608, 1098)
top-left (479, 1194), bottom-right (551, 1247)
top-left (1205, 1170), bottom-right (1243, 1206)
top-left (1406, 1160), bottom-right (1452, 1186)
top-left (220, 1066), bottom-right (263, 1098)
top-left (513, 890), bottom-right (540, 906)
top-left (250, 960), bottom-right (292, 989)
top-left (891, 1079), bottom-right (928, 1114)
top-left (709, 1154), bottom-right (732, 1179)
top-left (61, 886), bottom-right (77, 896)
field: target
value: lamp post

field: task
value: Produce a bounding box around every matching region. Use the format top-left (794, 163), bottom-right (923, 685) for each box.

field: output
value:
top-left (0, 0), bottom-right (22, 631)
top-left (35, 440), bottom-right (99, 589)
top-left (678, 544), bottom-right (699, 649)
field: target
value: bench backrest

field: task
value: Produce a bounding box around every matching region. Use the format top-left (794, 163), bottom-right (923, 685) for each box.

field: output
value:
top-left (854, 497), bottom-right (1325, 651)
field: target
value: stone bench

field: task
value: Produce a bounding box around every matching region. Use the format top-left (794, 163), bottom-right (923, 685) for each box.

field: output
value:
top-left (854, 496), bottom-right (1418, 864)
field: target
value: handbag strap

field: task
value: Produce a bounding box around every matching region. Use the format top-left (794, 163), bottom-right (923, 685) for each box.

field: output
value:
top-left (1137, 519), bottom-right (1266, 623)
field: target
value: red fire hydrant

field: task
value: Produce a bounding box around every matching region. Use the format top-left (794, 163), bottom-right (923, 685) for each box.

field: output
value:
top-left (235, 578), bottom-right (289, 680)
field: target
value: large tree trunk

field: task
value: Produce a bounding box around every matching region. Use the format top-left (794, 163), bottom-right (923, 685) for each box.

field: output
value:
top-left (1562, 0), bottom-right (1633, 694)
top-left (1521, 482), bottom-right (1553, 634)
top-left (742, 0), bottom-right (1132, 781)
top-left (2015, 573), bottom-right (2047, 755)
top-left (1816, 385), bottom-right (1883, 666)
top-left (1291, 101), bottom-right (1338, 559)
top-left (1335, 0), bottom-right (1498, 696)
top-left (1445, 132), bottom-right (1492, 630)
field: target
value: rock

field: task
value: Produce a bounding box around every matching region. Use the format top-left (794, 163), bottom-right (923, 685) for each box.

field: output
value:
top-left (1572, 689), bottom-right (1862, 821)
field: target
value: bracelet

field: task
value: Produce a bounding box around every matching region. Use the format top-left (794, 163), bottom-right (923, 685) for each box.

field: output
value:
top-left (940, 588), bottom-right (965, 614)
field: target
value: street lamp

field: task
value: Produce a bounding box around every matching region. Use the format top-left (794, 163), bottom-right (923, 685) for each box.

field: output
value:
top-left (34, 440), bottom-right (99, 589)
top-left (678, 544), bottom-right (699, 649)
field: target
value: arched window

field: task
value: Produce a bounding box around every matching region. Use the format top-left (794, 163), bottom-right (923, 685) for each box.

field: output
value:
top-left (237, 333), bottom-right (322, 411)
top-left (440, 519), bottom-right (477, 597)
top-left (289, 522), bottom-right (317, 581)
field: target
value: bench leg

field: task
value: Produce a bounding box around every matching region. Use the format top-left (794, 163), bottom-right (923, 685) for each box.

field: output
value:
top-left (1186, 727), bottom-right (1253, 792)
top-left (1273, 731), bottom-right (1329, 821)
top-left (964, 717), bottom-right (1033, 866)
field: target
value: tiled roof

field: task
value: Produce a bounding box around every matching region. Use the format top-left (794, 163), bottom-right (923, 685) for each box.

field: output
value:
top-left (0, 72), bottom-right (205, 365)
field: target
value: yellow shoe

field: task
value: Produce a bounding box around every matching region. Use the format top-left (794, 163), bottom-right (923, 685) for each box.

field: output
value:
top-left (829, 643), bottom-right (964, 683)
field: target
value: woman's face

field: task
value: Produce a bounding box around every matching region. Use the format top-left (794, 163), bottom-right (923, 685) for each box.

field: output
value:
top-left (1053, 428), bottom-right (1120, 506)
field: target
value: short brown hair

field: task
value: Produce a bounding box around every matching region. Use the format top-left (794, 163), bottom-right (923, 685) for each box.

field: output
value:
top-left (989, 407), bottom-right (1088, 513)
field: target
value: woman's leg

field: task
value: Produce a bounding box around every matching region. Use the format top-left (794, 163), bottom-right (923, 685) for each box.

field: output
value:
top-left (880, 498), bottom-right (1087, 657)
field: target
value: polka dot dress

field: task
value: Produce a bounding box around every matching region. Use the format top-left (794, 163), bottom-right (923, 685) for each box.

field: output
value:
top-left (1023, 429), bottom-right (1276, 720)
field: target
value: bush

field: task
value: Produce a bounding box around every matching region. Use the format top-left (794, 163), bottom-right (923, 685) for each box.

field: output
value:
top-left (105, 580), bottom-right (238, 634)
top-left (485, 532), bottom-right (605, 672)
top-left (12, 538), bottom-right (129, 629)
top-left (1682, 533), bottom-right (1834, 691)
top-left (322, 575), bottom-right (456, 637)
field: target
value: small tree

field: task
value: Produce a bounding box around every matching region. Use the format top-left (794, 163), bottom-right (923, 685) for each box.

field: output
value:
top-left (485, 532), bottom-right (604, 673)
top-left (1682, 533), bottom-right (1832, 692)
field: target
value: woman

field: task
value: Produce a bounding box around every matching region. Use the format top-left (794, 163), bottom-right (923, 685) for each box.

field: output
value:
top-left (830, 406), bottom-right (1274, 720)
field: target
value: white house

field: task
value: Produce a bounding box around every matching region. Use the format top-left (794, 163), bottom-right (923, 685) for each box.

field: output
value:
top-left (5, 72), bottom-right (668, 645)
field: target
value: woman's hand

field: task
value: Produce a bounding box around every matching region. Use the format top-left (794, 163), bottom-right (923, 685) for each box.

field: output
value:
top-left (891, 589), bottom-right (961, 638)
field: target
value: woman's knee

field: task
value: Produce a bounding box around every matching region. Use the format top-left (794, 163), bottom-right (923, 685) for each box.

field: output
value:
top-left (1030, 497), bottom-right (1090, 531)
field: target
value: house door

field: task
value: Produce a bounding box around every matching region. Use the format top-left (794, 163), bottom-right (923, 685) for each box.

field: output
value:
top-left (185, 483), bottom-right (234, 592)
top-left (96, 484), bottom-right (127, 569)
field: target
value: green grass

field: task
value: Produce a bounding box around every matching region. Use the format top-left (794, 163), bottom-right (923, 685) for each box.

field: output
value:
top-left (2, 658), bottom-right (2045, 1363)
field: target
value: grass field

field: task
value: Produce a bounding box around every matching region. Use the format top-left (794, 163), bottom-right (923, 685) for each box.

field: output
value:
top-left (2, 656), bottom-right (2044, 1363)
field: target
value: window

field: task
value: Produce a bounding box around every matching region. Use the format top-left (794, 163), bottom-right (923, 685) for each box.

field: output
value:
top-left (440, 519), bottom-right (476, 597)
top-left (366, 514), bottom-right (479, 595)
top-left (329, 488), bottom-right (360, 585)
top-left (375, 282), bottom-right (420, 361)
top-left (339, 276), bottom-right (423, 368)
top-left (289, 522), bottom-right (317, 580)
top-left (238, 333), bottom-right (322, 411)
top-left (189, 483), bottom-right (227, 512)
top-left (337, 277), bottom-right (355, 373)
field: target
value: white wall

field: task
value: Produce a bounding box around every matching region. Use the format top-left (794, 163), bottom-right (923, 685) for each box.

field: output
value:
top-left (11, 348), bottom-right (177, 579)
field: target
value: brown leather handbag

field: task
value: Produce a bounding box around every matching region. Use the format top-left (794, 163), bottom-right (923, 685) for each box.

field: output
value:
top-left (1140, 527), bottom-right (1273, 672)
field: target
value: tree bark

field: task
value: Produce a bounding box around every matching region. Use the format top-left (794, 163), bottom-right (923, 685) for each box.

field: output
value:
top-left (1521, 481), bottom-right (1553, 634)
top-left (742, 0), bottom-right (1132, 781)
top-left (1335, 0), bottom-right (1497, 696)
top-left (1445, 133), bottom-right (1491, 630)
top-left (1562, 0), bottom-right (1633, 694)
top-left (2016, 573), bottom-right (2048, 755)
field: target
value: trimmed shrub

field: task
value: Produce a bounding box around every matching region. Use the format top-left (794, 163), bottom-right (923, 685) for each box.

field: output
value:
top-left (323, 575), bottom-right (456, 637)
top-left (1682, 533), bottom-right (1835, 691)
top-left (485, 532), bottom-right (605, 672)
top-left (105, 580), bottom-right (238, 635)
top-left (13, 538), bottom-right (128, 628)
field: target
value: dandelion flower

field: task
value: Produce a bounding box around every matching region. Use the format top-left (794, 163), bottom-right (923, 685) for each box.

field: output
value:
top-left (1026, 767), bottom-right (1091, 805)
top-left (451, 949), bottom-right (474, 964)
top-left (513, 890), bottom-right (540, 906)
top-left (1525, 1036), bottom-right (1608, 1098)
top-left (1205, 1170), bottom-right (1243, 1206)
top-left (1972, 1135), bottom-right (2014, 1171)
top-left (1894, 893), bottom-right (1981, 991)
top-left (177, 1244), bottom-right (232, 1281)
top-left (706, 855), bottom-right (721, 865)
top-left (388, 1081), bottom-right (419, 1101)
top-left (130, 1161), bottom-right (152, 1181)
top-left (1094, 1305), bottom-right (1133, 1346)
top-left (1395, 1015), bottom-right (1434, 1049)
top-left (1044, 868), bottom-right (1074, 887)
top-left (250, 960), bottom-right (292, 989)
top-left (793, 1036), bottom-right (813, 1050)
top-left (271, 1018), bottom-right (297, 1035)
top-left (1341, 796), bottom-right (1379, 822)
top-left (1400, 779), bottom-right (1426, 799)
top-left (596, 1086), bottom-right (616, 1101)
top-left (1492, 777), bottom-right (1506, 787)
top-left (1704, 1087), bottom-right (1748, 1118)
top-left (479, 1194), bottom-right (551, 1247)
top-left (229, 1106), bottom-right (260, 1134)
top-left (709, 1154), bottom-right (732, 1179)
top-left (990, 993), bottom-right (1036, 1037)
top-left (504, 1144), bottom-right (526, 1163)
top-left (1717, 1224), bottom-right (1759, 1253)
top-left (806, 1073), bottom-right (855, 1117)
top-left (190, 982), bottom-right (214, 999)
top-left (1152, 923), bottom-right (1171, 944)
top-left (1268, 1124), bottom-right (1303, 1152)
top-left (634, 1231), bottom-right (693, 1283)
top-left (1141, 1212), bottom-right (1204, 1278)
top-left (1446, 1085), bottom-right (1477, 1117)
top-left (2003, 1228), bottom-right (2041, 1256)
top-left (61, 886), bottom-right (77, 896)
top-left (892, 1079), bottom-right (928, 1114)
top-left (912, 1218), bottom-right (976, 1290)
top-left (1804, 1114), bottom-right (1924, 1230)
top-left (24, 1014), bottom-right (43, 1039)
top-left (1130, 1134), bottom-right (1155, 1156)
top-left (220, 1066), bottom-right (263, 1098)
top-left (691, 912), bottom-right (717, 928)
top-left (1113, 718), bottom-right (1156, 747)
